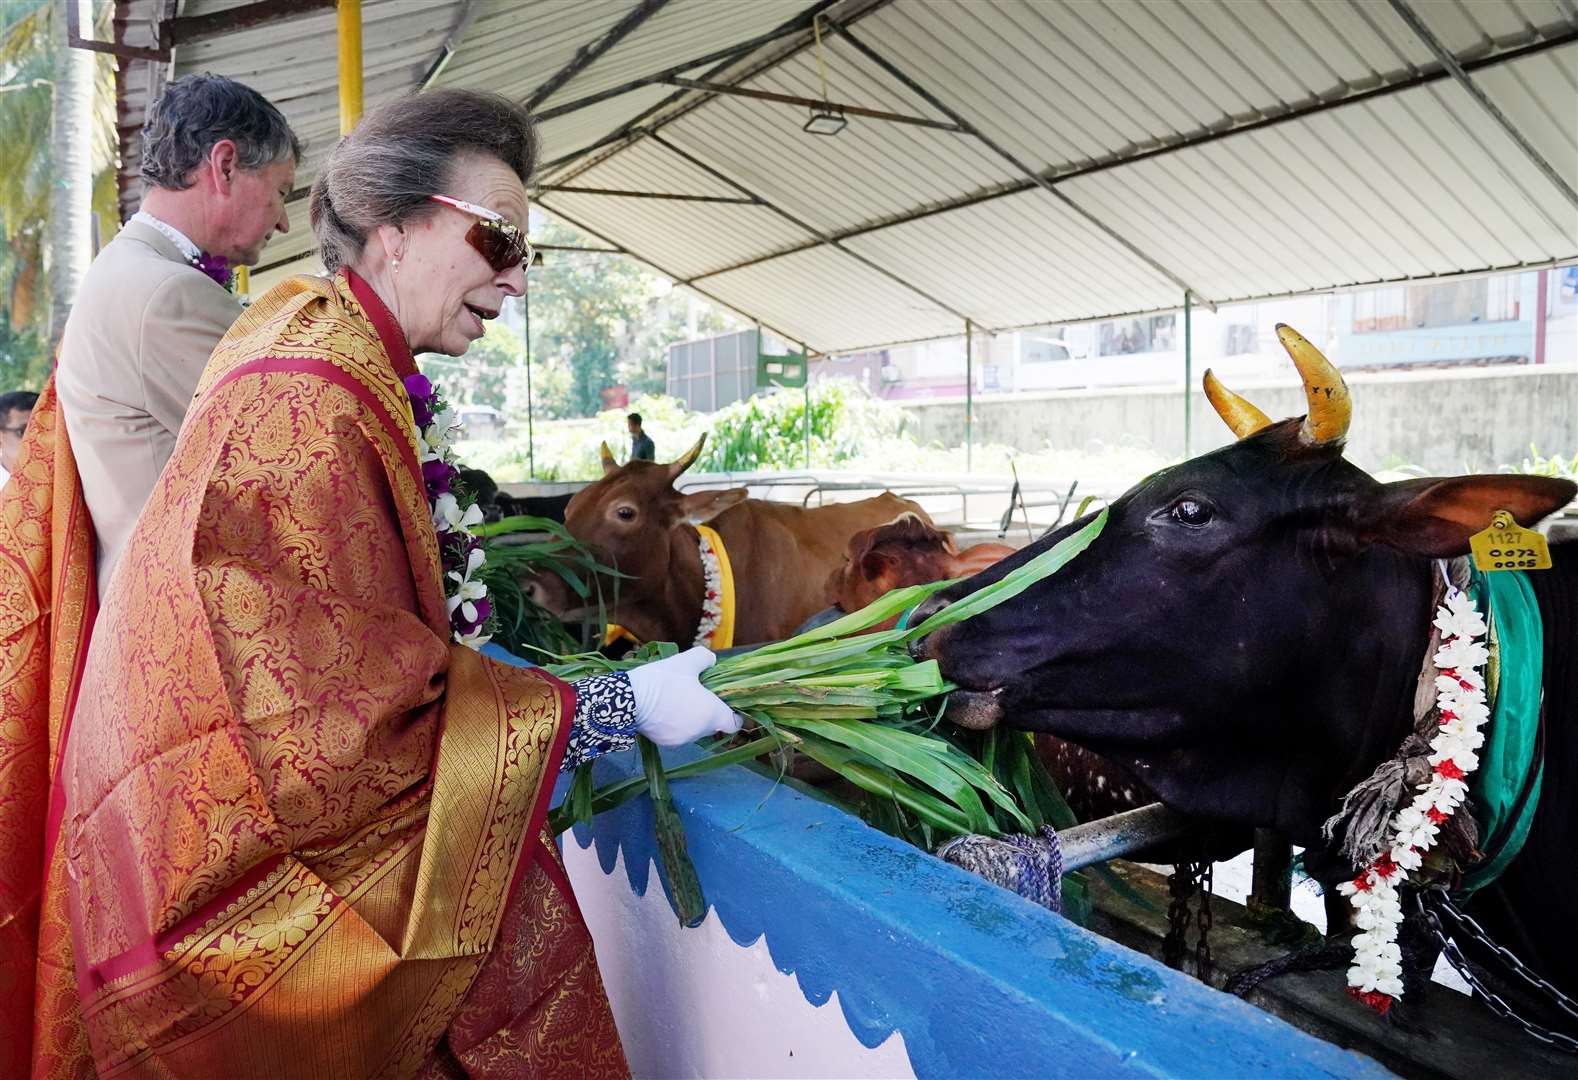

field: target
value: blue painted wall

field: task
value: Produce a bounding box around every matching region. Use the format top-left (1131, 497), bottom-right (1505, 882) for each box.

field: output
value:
top-left (555, 742), bottom-right (1392, 1079)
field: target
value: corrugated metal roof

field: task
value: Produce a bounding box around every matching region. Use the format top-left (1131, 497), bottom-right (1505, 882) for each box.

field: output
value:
top-left (116, 0), bottom-right (1578, 354)
top-left (683, 244), bottom-right (965, 349)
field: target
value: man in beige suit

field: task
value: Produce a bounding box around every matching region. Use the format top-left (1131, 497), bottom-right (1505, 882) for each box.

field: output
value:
top-left (58, 74), bottom-right (300, 594)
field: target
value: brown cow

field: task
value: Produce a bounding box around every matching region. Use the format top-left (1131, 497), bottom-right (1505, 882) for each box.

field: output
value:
top-left (824, 513), bottom-right (1016, 620)
top-left (557, 436), bottom-right (930, 646)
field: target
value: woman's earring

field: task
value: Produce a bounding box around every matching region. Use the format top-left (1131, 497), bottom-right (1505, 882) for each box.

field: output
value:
top-left (392, 257), bottom-right (401, 275)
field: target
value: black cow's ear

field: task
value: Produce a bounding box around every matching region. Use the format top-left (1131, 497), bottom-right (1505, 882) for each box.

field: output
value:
top-left (679, 486), bottom-right (747, 525)
top-left (1360, 474), bottom-right (1576, 556)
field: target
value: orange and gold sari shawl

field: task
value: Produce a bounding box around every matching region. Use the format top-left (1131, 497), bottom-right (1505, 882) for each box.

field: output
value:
top-left (0, 377), bottom-right (99, 1078)
top-left (54, 270), bottom-right (624, 1078)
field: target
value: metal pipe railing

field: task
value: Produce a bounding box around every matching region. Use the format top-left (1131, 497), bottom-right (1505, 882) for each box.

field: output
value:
top-left (1058, 802), bottom-right (1195, 873)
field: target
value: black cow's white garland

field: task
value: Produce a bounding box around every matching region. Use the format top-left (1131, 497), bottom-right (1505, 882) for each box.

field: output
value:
top-left (1338, 586), bottom-right (1489, 1013)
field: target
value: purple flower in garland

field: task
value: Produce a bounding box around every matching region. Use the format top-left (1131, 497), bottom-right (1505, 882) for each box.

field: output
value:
top-left (422, 457), bottom-right (456, 496)
top-left (453, 597), bottom-right (491, 637)
top-left (193, 252), bottom-right (233, 289)
top-left (410, 371), bottom-right (496, 648)
top-left (403, 374), bottom-right (437, 428)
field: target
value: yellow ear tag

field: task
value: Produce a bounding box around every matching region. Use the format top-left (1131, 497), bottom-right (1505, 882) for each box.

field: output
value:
top-left (1469, 509), bottom-right (1552, 572)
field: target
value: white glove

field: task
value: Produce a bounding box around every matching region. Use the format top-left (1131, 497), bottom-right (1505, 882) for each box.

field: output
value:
top-left (626, 647), bottom-right (743, 746)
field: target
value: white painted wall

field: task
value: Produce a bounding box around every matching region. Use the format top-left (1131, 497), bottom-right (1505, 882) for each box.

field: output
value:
top-left (562, 838), bottom-right (916, 1080)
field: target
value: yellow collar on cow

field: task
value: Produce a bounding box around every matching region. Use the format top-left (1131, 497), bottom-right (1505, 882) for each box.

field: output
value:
top-left (602, 524), bottom-right (735, 652)
top-left (693, 524), bottom-right (735, 651)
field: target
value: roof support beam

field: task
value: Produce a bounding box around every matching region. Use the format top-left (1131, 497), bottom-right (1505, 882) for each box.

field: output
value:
top-left (534, 0), bottom-right (839, 123)
top-left (525, 0), bottom-right (673, 112)
top-left (644, 130), bottom-right (997, 330)
top-left (657, 76), bottom-right (967, 133)
top-left (1386, 0), bottom-right (1578, 213)
top-left (70, 0), bottom-right (336, 61)
top-left (825, 17), bottom-right (1218, 312)
top-left (417, 0), bottom-right (479, 90)
top-left (537, 185), bottom-right (762, 205)
top-left (539, 0), bottom-right (885, 178)
top-left (686, 27), bottom-right (1578, 285)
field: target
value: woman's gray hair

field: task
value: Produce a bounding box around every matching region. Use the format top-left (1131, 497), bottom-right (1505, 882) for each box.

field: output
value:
top-left (310, 90), bottom-right (537, 274)
top-left (140, 74), bottom-right (301, 190)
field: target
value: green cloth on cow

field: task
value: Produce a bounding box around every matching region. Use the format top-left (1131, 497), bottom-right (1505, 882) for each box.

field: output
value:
top-left (1459, 569), bottom-right (1544, 897)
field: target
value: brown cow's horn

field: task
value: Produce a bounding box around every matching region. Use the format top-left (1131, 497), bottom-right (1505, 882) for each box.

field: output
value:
top-left (1277, 323), bottom-right (1350, 445)
top-left (667, 434), bottom-right (707, 481)
top-left (599, 441), bottom-right (617, 475)
top-left (1202, 369), bottom-right (1272, 440)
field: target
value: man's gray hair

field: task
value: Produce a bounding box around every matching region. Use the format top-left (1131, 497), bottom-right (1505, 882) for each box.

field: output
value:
top-left (309, 90), bottom-right (537, 274)
top-left (140, 74), bottom-right (301, 190)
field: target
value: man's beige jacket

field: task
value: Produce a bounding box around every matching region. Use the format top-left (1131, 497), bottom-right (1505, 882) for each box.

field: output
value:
top-left (57, 218), bottom-right (243, 596)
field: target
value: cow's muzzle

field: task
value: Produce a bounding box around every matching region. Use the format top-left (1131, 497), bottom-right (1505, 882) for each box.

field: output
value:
top-left (943, 688), bottom-right (1003, 730)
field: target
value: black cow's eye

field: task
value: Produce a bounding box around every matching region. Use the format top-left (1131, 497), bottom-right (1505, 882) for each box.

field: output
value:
top-left (615, 506), bottom-right (636, 522)
top-left (1171, 498), bottom-right (1213, 527)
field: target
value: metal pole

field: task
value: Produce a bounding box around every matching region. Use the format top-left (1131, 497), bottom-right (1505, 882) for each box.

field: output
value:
top-left (524, 291), bottom-right (535, 478)
top-left (1183, 292), bottom-right (1193, 458)
top-left (1250, 829), bottom-right (1293, 911)
top-left (1058, 803), bottom-right (1194, 873)
top-left (338, 0), bottom-right (363, 137)
top-left (800, 342), bottom-right (811, 470)
top-left (1534, 269), bottom-right (1548, 366)
top-left (965, 320), bottom-right (974, 472)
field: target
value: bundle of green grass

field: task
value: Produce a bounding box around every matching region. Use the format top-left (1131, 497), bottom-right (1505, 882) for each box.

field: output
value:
top-left (545, 511), bottom-right (1107, 923)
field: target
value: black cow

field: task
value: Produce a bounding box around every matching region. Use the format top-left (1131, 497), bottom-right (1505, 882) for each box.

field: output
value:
top-left (912, 325), bottom-right (1576, 1004)
top-left (457, 467), bottom-right (573, 525)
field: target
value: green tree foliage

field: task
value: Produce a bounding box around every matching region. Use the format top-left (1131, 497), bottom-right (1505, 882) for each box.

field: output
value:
top-left (0, 0), bottom-right (118, 389)
top-left (522, 213), bottom-right (736, 417)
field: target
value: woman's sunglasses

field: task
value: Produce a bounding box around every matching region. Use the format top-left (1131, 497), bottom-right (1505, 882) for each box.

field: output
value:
top-left (428, 194), bottom-right (533, 274)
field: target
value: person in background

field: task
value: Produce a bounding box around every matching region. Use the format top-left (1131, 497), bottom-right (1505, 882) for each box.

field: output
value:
top-left (628, 410), bottom-right (655, 461)
top-left (0, 389), bottom-right (38, 487)
top-left (57, 73), bottom-right (299, 596)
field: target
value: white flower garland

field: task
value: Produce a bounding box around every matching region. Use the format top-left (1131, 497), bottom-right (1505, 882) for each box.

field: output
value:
top-left (1337, 586), bottom-right (1488, 1013)
top-left (694, 531), bottom-right (724, 648)
top-left (405, 375), bottom-right (492, 650)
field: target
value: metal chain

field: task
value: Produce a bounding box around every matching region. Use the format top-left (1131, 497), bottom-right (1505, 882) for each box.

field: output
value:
top-left (1163, 860), bottom-right (1213, 980)
top-left (1162, 863), bottom-right (1193, 970)
top-left (1411, 890), bottom-right (1578, 1054)
top-left (1427, 891), bottom-right (1578, 1025)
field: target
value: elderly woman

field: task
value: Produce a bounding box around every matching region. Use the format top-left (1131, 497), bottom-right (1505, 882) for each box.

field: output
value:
top-left (49, 90), bottom-right (733, 1078)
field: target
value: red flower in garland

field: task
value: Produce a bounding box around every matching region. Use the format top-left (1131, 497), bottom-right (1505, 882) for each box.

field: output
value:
top-left (1347, 987), bottom-right (1394, 1015)
top-left (1436, 759), bottom-right (1466, 781)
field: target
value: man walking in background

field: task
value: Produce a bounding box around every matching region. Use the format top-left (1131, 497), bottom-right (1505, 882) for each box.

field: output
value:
top-left (57, 73), bottom-right (300, 594)
top-left (628, 411), bottom-right (655, 461)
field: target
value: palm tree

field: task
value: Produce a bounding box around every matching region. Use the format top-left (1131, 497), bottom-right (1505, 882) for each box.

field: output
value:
top-left (48, 0), bottom-right (94, 349)
top-left (0, 0), bottom-right (116, 386)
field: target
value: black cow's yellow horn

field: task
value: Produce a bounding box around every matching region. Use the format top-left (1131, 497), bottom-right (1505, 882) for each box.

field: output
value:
top-left (1202, 369), bottom-right (1271, 439)
top-left (1277, 323), bottom-right (1351, 445)
top-left (599, 440), bottom-right (617, 474)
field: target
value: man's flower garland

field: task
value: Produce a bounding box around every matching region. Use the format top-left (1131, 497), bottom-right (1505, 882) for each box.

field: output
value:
top-left (1338, 586), bottom-right (1488, 1014)
top-left (404, 373), bottom-right (493, 649)
top-left (694, 532), bottom-right (724, 647)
